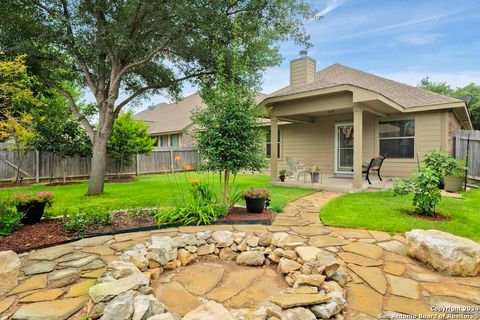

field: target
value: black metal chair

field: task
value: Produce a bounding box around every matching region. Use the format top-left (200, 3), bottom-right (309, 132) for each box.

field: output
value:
top-left (363, 156), bottom-right (385, 184)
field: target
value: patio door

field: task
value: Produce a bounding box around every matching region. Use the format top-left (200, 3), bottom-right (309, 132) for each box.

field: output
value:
top-left (335, 123), bottom-right (354, 174)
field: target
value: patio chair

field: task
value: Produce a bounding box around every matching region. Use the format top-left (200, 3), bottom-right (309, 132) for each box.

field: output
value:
top-left (286, 156), bottom-right (309, 183)
top-left (363, 156), bottom-right (385, 185)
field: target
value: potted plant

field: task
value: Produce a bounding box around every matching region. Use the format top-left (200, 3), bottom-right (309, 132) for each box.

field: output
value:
top-left (279, 169), bottom-right (287, 182)
top-left (243, 187), bottom-right (271, 213)
top-left (443, 158), bottom-right (466, 192)
top-left (13, 192), bottom-right (54, 224)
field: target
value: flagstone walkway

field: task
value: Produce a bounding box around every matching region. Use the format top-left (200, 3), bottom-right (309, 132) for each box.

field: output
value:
top-left (1, 191), bottom-right (479, 319)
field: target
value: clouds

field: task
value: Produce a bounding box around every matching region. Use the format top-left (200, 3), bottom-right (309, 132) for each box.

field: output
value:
top-left (318, 0), bottom-right (346, 17)
top-left (398, 34), bottom-right (441, 45)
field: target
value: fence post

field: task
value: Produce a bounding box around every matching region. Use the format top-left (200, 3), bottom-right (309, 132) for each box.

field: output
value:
top-left (170, 149), bottom-right (174, 173)
top-left (135, 154), bottom-right (140, 176)
top-left (35, 150), bottom-right (40, 183)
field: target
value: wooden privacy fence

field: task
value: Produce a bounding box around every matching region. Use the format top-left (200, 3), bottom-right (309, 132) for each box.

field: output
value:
top-left (454, 130), bottom-right (480, 180)
top-left (0, 147), bottom-right (198, 182)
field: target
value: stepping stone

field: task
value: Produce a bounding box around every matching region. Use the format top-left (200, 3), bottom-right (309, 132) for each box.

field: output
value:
top-left (291, 226), bottom-right (331, 236)
top-left (81, 259), bottom-right (105, 271)
top-left (9, 274), bottom-right (47, 295)
top-left (328, 227), bottom-right (372, 239)
top-left (384, 296), bottom-right (432, 314)
top-left (383, 262), bottom-right (405, 276)
top-left (12, 297), bottom-right (88, 320)
top-left (273, 217), bottom-right (309, 226)
top-left (368, 230), bottom-right (391, 242)
top-left (81, 267), bottom-right (107, 279)
top-left (70, 235), bottom-right (112, 247)
top-left (383, 252), bottom-right (412, 264)
top-left (206, 268), bottom-right (263, 302)
top-left (405, 264), bottom-right (441, 282)
top-left (342, 242), bottom-right (384, 260)
top-left (28, 245), bottom-right (74, 261)
top-left (48, 268), bottom-right (80, 288)
top-left (308, 235), bottom-right (349, 247)
top-left (347, 265), bottom-right (387, 294)
top-left (377, 240), bottom-right (406, 255)
top-left (421, 283), bottom-right (480, 304)
top-left (58, 255), bottom-right (97, 268)
top-left (0, 296), bottom-right (16, 314)
top-left (226, 276), bottom-right (287, 309)
top-left (337, 252), bottom-right (383, 267)
top-left (110, 239), bottom-right (148, 252)
top-left (114, 231), bottom-right (150, 242)
top-left (19, 288), bottom-right (65, 302)
top-left (22, 261), bottom-right (57, 275)
top-left (153, 281), bottom-right (201, 316)
top-left (65, 278), bottom-right (96, 298)
top-left (176, 263), bottom-right (224, 295)
top-left (81, 245), bottom-right (115, 256)
top-left (267, 226), bottom-right (290, 232)
top-left (386, 274), bottom-right (419, 299)
top-left (233, 225), bottom-right (267, 233)
top-left (270, 293), bottom-right (330, 308)
top-left (56, 252), bottom-right (90, 263)
top-left (347, 284), bottom-right (383, 318)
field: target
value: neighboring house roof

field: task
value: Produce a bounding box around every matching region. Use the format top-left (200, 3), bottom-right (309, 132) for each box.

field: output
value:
top-left (267, 63), bottom-right (463, 108)
top-left (134, 92), bottom-right (268, 135)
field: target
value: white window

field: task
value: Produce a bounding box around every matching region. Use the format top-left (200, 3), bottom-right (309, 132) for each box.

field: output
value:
top-left (379, 119), bottom-right (415, 158)
top-left (266, 128), bottom-right (281, 159)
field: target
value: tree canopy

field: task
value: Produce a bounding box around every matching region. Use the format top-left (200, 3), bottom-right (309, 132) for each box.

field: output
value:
top-left (0, 0), bottom-right (319, 195)
top-left (418, 77), bottom-right (480, 130)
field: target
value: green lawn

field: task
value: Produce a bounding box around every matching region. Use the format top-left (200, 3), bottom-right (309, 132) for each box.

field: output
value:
top-left (0, 173), bottom-right (314, 216)
top-left (320, 189), bottom-right (480, 241)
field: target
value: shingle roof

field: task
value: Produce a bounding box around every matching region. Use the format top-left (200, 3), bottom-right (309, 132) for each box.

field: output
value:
top-left (134, 92), bottom-right (268, 135)
top-left (267, 63), bottom-right (462, 108)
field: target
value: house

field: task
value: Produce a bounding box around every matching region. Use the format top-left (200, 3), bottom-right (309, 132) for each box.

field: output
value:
top-left (261, 51), bottom-right (472, 189)
top-left (134, 92), bottom-right (267, 148)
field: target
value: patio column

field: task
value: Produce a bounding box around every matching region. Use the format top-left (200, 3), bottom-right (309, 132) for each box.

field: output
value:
top-left (353, 105), bottom-right (363, 189)
top-left (270, 116), bottom-right (279, 182)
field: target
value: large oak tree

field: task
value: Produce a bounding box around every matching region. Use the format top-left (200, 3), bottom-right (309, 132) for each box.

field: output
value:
top-left (0, 0), bottom-right (317, 195)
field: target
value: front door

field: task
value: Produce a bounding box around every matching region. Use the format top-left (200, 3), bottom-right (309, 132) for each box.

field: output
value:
top-left (335, 123), bottom-right (354, 174)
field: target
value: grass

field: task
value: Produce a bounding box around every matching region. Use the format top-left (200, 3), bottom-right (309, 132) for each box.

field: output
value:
top-left (0, 173), bottom-right (315, 217)
top-left (320, 189), bottom-right (480, 241)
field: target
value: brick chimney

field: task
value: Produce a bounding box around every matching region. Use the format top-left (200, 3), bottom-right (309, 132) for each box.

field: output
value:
top-left (290, 50), bottom-right (316, 88)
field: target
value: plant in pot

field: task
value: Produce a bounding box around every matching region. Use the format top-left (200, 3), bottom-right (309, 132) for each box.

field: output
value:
top-left (424, 150), bottom-right (450, 189)
top-left (13, 192), bottom-right (54, 224)
top-left (443, 158), bottom-right (466, 192)
top-left (279, 169), bottom-right (287, 182)
top-left (243, 187), bottom-right (271, 213)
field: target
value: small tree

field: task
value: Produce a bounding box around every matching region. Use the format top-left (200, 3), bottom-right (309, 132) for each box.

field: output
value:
top-left (107, 111), bottom-right (155, 176)
top-left (0, 113), bottom-right (36, 182)
top-left (192, 51), bottom-right (266, 206)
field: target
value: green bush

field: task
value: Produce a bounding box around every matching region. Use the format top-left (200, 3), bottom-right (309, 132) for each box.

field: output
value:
top-left (393, 168), bottom-right (441, 215)
top-left (63, 209), bottom-right (114, 234)
top-left (0, 201), bottom-right (24, 237)
top-left (424, 150), bottom-right (467, 181)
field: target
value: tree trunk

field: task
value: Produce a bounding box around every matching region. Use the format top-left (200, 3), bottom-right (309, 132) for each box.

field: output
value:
top-left (87, 134), bottom-right (109, 195)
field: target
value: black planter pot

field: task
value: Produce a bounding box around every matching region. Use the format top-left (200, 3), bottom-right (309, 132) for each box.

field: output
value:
top-left (245, 198), bottom-right (266, 213)
top-left (279, 175), bottom-right (285, 182)
top-left (17, 202), bottom-right (47, 224)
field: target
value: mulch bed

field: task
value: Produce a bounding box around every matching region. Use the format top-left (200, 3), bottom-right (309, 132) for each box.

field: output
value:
top-left (0, 181), bottom-right (35, 189)
top-left (106, 176), bottom-right (137, 183)
top-left (0, 207), bottom-right (275, 253)
top-left (405, 210), bottom-right (452, 221)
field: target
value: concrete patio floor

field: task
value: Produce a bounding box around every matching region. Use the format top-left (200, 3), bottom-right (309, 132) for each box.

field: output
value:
top-left (1, 191), bottom-right (479, 320)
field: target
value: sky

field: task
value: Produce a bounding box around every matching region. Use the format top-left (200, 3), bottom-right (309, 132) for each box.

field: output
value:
top-left (126, 0), bottom-right (480, 111)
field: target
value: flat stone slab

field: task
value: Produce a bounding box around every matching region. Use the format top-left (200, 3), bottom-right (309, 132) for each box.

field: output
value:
top-left (347, 284), bottom-right (383, 318)
top-left (342, 242), bottom-right (384, 260)
top-left (12, 297), bottom-right (88, 320)
top-left (226, 275), bottom-right (287, 309)
top-left (19, 288), bottom-right (65, 303)
top-left (309, 235), bottom-right (349, 247)
top-left (65, 278), bottom-right (96, 298)
top-left (368, 230), bottom-right (391, 242)
top-left (206, 268), bottom-right (263, 302)
top-left (58, 255), bottom-right (97, 269)
top-left (81, 245), bottom-right (115, 256)
top-left (28, 245), bottom-right (74, 261)
top-left (291, 226), bottom-right (331, 236)
top-left (377, 240), bottom-right (406, 255)
top-left (22, 261), bottom-right (57, 275)
top-left (295, 246), bottom-right (322, 262)
top-left (270, 293), bottom-right (330, 308)
top-left (347, 265), bottom-right (387, 295)
top-left (9, 274), bottom-right (47, 295)
top-left (421, 282), bottom-right (480, 304)
top-left (386, 274), bottom-right (419, 299)
top-left (0, 296), bottom-right (16, 314)
top-left (154, 281), bottom-right (201, 316)
top-left (337, 252), bottom-right (383, 267)
top-left (176, 263), bottom-right (224, 295)
top-left (70, 235), bottom-right (112, 247)
top-left (384, 296), bottom-right (432, 315)
top-left (328, 227), bottom-right (373, 239)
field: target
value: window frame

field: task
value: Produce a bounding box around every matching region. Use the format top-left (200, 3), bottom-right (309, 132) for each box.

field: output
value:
top-left (265, 128), bottom-right (282, 160)
top-left (378, 118), bottom-right (416, 160)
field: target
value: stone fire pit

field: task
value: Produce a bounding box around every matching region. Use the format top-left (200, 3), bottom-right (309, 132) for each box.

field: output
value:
top-left (86, 230), bottom-right (348, 320)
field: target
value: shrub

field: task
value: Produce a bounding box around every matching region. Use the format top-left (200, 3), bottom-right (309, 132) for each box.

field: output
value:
top-left (243, 187), bottom-right (271, 200)
top-left (424, 150), bottom-right (467, 181)
top-left (63, 209), bottom-right (114, 234)
top-left (0, 201), bottom-right (24, 237)
top-left (393, 168), bottom-right (441, 216)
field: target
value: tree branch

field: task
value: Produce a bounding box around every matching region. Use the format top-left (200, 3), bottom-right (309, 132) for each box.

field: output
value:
top-left (114, 70), bottom-right (214, 114)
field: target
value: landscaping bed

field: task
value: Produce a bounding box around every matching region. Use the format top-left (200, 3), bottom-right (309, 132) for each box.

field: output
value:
top-left (0, 206), bottom-right (276, 253)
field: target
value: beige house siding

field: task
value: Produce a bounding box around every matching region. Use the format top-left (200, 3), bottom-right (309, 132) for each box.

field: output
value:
top-left (448, 111), bottom-right (462, 155)
top-left (274, 110), bottom-right (450, 178)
